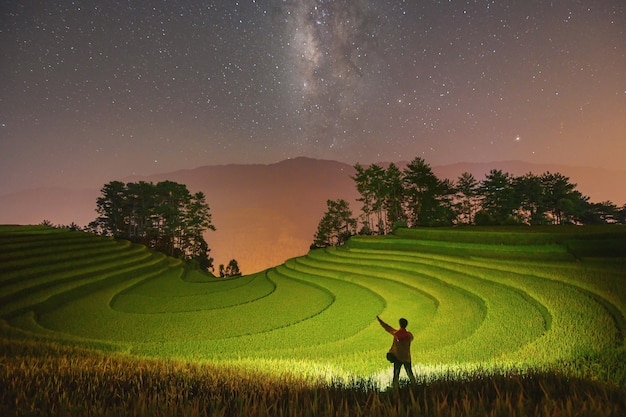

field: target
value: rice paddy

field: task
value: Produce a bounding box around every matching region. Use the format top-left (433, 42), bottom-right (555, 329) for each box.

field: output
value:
top-left (1, 224), bottom-right (625, 416)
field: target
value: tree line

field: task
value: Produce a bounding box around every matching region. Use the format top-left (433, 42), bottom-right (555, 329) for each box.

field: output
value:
top-left (313, 157), bottom-right (625, 247)
top-left (87, 180), bottom-right (218, 272)
top-left (43, 180), bottom-right (241, 276)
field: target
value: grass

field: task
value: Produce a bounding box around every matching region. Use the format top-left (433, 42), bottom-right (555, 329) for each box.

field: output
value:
top-left (1, 338), bottom-right (625, 417)
top-left (111, 270), bottom-right (277, 313)
top-left (1, 224), bottom-right (625, 416)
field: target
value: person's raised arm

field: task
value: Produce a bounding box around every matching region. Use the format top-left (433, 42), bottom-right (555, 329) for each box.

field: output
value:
top-left (377, 315), bottom-right (396, 334)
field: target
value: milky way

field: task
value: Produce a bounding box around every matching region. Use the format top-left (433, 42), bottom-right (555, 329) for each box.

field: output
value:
top-left (0, 1), bottom-right (625, 194)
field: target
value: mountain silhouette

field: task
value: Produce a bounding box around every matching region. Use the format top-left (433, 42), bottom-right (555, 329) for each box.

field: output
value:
top-left (1, 157), bottom-right (624, 273)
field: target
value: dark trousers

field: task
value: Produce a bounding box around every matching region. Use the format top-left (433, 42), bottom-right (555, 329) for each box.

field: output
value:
top-left (393, 360), bottom-right (416, 386)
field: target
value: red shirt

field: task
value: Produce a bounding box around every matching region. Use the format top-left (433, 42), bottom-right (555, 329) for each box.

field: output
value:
top-left (390, 328), bottom-right (413, 362)
top-left (379, 319), bottom-right (414, 363)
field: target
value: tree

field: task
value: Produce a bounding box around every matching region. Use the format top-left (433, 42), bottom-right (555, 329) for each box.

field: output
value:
top-left (353, 163), bottom-right (374, 234)
top-left (560, 191), bottom-right (590, 224)
top-left (66, 222), bottom-right (81, 231)
top-left (219, 259), bottom-right (241, 277)
top-left (540, 172), bottom-right (585, 224)
top-left (454, 172), bottom-right (480, 225)
top-left (125, 181), bottom-right (155, 242)
top-left (151, 181), bottom-right (191, 256)
top-left (403, 157), bottom-right (452, 226)
top-left (479, 169), bottom-right (519, 224)
top-left (616, 205), bottom-right (626, 224)
top-left (312, 199), bottom-right (357, 248)
top-left (189, 235), bottom-right (214, 273)
top-left (580, 201), bottom-right (619, 224)
top-left (513, 173), bottom-right (547, 225)
top-left (436, 178), bottom-right (458, 225)
top-left (90, 180), bottom-right (215, 266)
top-left (346, 156), bottom-right (614, 228)
top-left (383, 163), bottom-right (406, 232)
top-left (91, 181), bottom-right (127, 238)
top-left (353, 163), bottom-right (387, 234)
top-left (184, 191), bottom-right (216, 257)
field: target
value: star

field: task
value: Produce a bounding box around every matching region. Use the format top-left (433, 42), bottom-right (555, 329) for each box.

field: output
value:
top-left (0, 0), bottom-right (623, 195)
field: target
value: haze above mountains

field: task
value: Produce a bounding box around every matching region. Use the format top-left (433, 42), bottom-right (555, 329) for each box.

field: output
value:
top-left (1, 157), bottom-right (624, 274)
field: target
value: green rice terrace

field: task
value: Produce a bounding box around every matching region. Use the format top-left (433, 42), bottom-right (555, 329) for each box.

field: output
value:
top-left (1, 224), bottom-right (626, 416)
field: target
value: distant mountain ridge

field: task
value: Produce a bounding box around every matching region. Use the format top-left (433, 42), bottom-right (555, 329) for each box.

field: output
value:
top-left (1, 157), bottom-right (624, 273)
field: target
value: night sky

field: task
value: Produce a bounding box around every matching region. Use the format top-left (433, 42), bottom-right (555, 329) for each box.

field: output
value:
top-left (1, 1), bottom-right (625, 195)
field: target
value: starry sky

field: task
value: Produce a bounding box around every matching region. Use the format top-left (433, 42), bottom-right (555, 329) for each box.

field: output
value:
top-left (1, 0), bottom-right (625, 195)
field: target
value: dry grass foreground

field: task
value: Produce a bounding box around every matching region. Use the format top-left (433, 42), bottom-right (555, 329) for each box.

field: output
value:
top-left (2, 338), bottom-right (625, 417)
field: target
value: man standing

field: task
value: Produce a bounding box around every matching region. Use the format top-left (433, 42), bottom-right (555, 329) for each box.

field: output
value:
top-left (377, 315), bottom-right (417, 387)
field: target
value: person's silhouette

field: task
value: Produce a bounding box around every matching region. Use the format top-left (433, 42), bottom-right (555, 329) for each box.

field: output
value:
top-left (377, 315), bottom-right (416, 387)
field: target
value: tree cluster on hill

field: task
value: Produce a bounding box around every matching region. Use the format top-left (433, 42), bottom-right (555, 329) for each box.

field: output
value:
top-left (219, 259), bottom-right (242, 278)
top-left (40, 219), bottom-right (82, 231)
top-left (312, 199), bottom-right (357, 248)
top-left (87, 180), bottom-right (216, 272)
top-left (313, 157), bottom-right (626, 247)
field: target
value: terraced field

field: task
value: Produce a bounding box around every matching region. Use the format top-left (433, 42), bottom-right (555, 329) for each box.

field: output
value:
top-left (1, 224), bottom-right (625, 381)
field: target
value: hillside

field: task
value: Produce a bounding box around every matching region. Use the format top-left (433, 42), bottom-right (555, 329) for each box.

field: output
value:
top-left (1, 225), bottom-right (624, 376)
top-left (1, 224), bottom-right (625, 416)
top-left (0, 158), bottom-right (624, 273)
